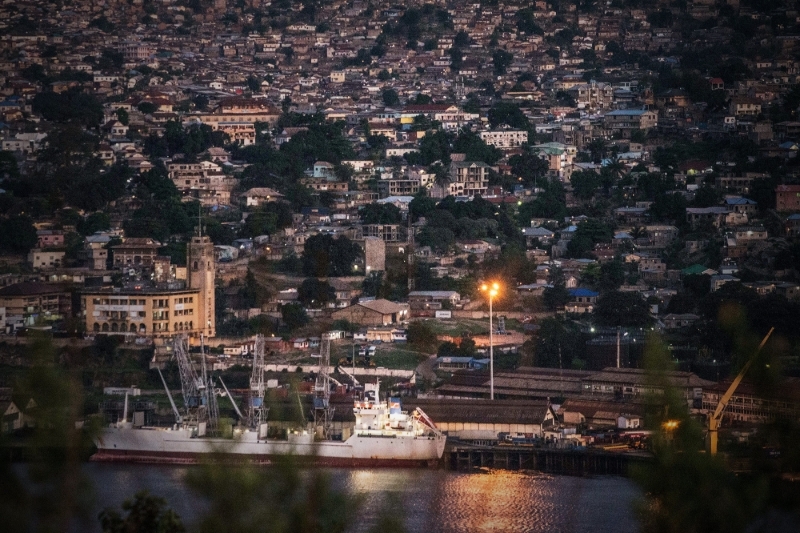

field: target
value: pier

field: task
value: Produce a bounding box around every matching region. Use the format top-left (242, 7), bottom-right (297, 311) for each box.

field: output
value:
top-left (445, 443), bottom-right (651, 477)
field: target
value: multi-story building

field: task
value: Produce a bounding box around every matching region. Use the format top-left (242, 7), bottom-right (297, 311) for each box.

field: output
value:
top-left (702, 379), bottom-right (800, 425)
top-left (112, 238), bottom-right (161, 270)
top-left (431, 161), bottom-right (491, 198)
top-left (603, 109), bottom-right (658, 135)
top-left (167, 161), bottom-right (235, 206)
top-left (377, 178), bottom-right (420, 198)
top-left (567, 81), bottom-right (614, 110)
top-left (776, 184), bottom-right (800, 211)
top-left (83, 236), bottom-right (215, 339)
top-left (530, 142), bottom-right (577, 180)
top-left (0, 282), bottom-right (72, 328)
top-left (479, 129), bottom-right (529, 148)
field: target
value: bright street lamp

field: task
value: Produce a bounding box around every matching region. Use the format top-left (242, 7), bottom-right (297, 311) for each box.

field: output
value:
top-left (480, 282), bottom-right (500, 400)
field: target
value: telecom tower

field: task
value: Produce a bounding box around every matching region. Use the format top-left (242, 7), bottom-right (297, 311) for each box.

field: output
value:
top-left (248, 334), bottom-right (269, 437)
top-left (313, 333), bottom-right (334, 439)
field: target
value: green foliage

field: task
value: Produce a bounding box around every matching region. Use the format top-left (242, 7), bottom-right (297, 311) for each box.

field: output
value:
top-left (241, 202), bottom-right (293, 238)
top-left (407, 320), bottom-right (439, 352)
top-left (593, 290), bottom-right (653, 327)
top-left (543, 267), bottom-right (571, 311)
top-left (281, 302), bottom-right (309, 331)
top-left (302, 234), bottom-right (362, 277)
top-left (32, 89), bottom-right (103, 127)
top-left (99, 491), bottom-right (185, 533)
top-left (488, 102), bottom-right (530, 130)
top-left (0, 214), bottom-right (37, 253)
top-left (382, 88), bottom-right (400, 107)
top-left (570, 170), bottom-right (601, 200)
top-left (566, 218), bottom-right (613, 258)
top-left (509, 152), bottom-right (550, 187)
top-left (438, 338), bottom-right (476, 359)
top-left (360, 203), bottom-right (402, 224)
top-left (492, 49), bottom-right (513, 75)
top-left (297, 278), bottom-right (335, 308)
top-left (532, 317), bottom-right (585, 368)
top-left (144, 121), bottom-right (228, 160)
top-left (184, 459), bottom-right (354, 533)
top-left (452, 132), bottom-right (503, 165)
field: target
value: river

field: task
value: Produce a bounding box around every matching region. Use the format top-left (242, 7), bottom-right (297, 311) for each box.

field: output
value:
top-left (82, 463), bottom-right (641, 533)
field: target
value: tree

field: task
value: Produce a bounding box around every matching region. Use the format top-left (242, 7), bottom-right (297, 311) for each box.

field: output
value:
top-left (0, 215), bottom-right (38, 253)
top-left (32, 89), bottom-right (103, 128)
top-left (297, 278), bottom-right (335, 308)
top-left (488, 102), bottom-right (530, 129)
top-left (570, 170), bottom-right (601, 200)
top-left (100, 491), bottom-right (185, 533)
top-left (509, 152), bottom-right (549, 187)
top-left (281, 303), bottom-right (309, 331)
top-left (360, 203), bottom-right (402, 224)
top-left (593, 290), bottom-right (653, 327)
top-left (407, 321), bottom-right (438, 352)
top-left (116, 108), bottom-right (129, 126)
top-left (492, 49), bottom-right (514, 75)
top-left (302, 234), bottom-right (362, 277)
top-left (543, 267), bottom-right (571, 311)
top-left (382, 88), bottom-right (399, 107)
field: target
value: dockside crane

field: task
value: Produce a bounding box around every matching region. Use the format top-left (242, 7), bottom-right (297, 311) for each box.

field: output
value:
top-left (248, 334), bottom-right (269, 437)
top-left (707, 327), bottom-right (774, 455)
top-left (171, 335), bottom-right (219, 436)
top-left (313, 332), bottom-right (335, 439)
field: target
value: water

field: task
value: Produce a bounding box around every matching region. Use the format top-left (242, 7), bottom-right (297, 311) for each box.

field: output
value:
top-left (83, 463), bottom-right (641, 533)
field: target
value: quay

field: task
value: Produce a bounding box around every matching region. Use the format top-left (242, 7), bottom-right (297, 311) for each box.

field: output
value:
top-left (444, 442), bottom-right (652, 477)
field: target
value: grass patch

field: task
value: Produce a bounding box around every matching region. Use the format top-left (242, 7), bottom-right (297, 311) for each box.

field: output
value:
top-left (372, 345), bottom-right (428, 370)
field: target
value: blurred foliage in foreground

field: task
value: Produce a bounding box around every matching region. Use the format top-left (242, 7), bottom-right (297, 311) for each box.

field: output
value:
top-left (633, 308), bottom-right (800, 533)
top-left (0, 335), bottom-right (407, 533)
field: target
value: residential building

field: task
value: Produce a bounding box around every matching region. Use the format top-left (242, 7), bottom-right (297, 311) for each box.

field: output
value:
top-left (431, 161), bottom-right (491, 198)
top-left (330, 299), bottom-right (408, 326)
top-left (0, 282), bottom-right (73, 328)
top-left (776, 185), bottom-right (800, 212)
top-left (603, 109), bottom-right (658, 135)
top-left (479, 129), bottom-right (528, 148)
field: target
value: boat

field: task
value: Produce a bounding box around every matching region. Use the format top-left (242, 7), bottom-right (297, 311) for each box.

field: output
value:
top-left (92, 335), bottom-right (446, 467)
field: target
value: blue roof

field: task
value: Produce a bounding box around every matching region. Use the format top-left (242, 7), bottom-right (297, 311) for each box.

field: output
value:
top-left (606, 109), bottom-right (648, 116)
top-left (569, 288), bottom-right (599, 298)
top-left (725, 197), bottom-right (757, 205)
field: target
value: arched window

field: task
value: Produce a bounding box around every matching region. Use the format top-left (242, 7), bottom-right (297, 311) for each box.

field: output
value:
top-left (93, 323), bottom-right (100, 332)
top-left (139, 324), bottom-right (146, 333)
top-left (193, 261), bottom-right (198, 270)
top-left (111, 323), bottom-right (119, 332)
top-left (130, 324), bottom-right (137, 332)
top-left (102, 323), bottom-right (109, 332)
top-left (189, 321), bottom-right (193, 330)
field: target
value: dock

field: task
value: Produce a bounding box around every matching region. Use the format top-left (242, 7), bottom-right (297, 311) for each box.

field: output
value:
top-left (445, 443), bottom-right (651, 477)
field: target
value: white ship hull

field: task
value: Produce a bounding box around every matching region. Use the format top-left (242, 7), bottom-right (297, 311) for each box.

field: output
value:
top-left (93, 426), bottom-right (446, 467)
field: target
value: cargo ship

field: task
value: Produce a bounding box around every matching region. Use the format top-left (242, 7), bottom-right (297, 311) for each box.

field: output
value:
top-left (92, 382), bottom-right (446, 467)
top-left (92, 335), bottom-right (445, 466)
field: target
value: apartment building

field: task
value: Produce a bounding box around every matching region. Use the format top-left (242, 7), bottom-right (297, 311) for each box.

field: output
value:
top-left (479, 129), bottom-right (529, 148)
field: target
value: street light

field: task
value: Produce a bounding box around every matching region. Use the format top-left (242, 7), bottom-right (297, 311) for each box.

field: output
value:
top-left (616, 326), bottom-right (629, 368)
top-left (480, 282), bottom-right (500, 400)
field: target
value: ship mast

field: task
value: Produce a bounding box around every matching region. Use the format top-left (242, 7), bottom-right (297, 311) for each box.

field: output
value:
top-left (313, 332), bottom-right (335, 439)
top-left (172, 334), bottom-right (219, 436)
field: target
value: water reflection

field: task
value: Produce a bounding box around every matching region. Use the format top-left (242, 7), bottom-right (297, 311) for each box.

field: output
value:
top-left (83, 464), bottom-right (639, 533)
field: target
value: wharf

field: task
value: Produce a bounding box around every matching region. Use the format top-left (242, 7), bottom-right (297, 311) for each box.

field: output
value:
top-left (444, 442), bottom-right (652, 477)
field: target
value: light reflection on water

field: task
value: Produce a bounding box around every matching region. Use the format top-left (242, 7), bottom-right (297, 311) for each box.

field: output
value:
top-left (83, 464), bottom-right (640, 533)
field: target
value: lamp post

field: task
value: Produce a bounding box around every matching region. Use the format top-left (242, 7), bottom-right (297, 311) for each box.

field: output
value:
top-left (481, 282), bottom-right (500, 400)
top-left (616, 326), bottom-right (629, 368)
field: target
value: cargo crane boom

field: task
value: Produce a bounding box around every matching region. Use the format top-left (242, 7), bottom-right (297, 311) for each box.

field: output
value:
top-left (708, 327), bottom-right (774, 455)
top-left (248, 334), bottom-right (269, 435)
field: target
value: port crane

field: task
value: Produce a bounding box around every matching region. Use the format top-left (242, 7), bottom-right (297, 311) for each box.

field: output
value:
top-left (707, 327), bottom-right (774, 455)
top-left (313, 333), bottom-right (335, 439)
top-left (168, 334), bottom-right (220, 436)
top-left (247, 334), bottom-right (269, 436)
